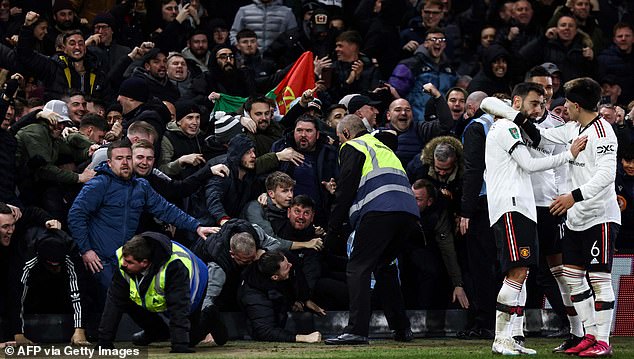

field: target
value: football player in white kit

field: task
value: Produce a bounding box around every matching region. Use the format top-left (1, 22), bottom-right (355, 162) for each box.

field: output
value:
top-left (484, 78), bottom-right (620, 357)
top-left (480, 83), bottom-right (588, 356)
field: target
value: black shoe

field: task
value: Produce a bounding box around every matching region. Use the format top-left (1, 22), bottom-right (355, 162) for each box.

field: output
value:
top-left (131, 330), bottom-right (169, 346)
top-left (201, 305), bottom-right (228, 346)
top-left (324, 333), bottom-right (369, 345)
top-left (394, 328), bottom-right (414, 342)
top-left (547, 326), bottom-right (571, 338)
top-left (476, 328), bottom-right (495, 339)
top-left (552, 334), bottom-right (583, 353)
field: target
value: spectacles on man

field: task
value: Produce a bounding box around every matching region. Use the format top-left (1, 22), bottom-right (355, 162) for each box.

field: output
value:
top-left (423, 9), bottom-right (443, 16)
top-left (94, 24), bottom-right (111, 31)
top-left (425, 37), bottom-right (446, 44)
top-left (217, 54), bottom-right (234, 60)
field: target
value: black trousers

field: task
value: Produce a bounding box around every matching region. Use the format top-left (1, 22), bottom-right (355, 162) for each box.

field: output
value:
top-left (104, 298), bottom-right (206, 347)
top-left (346, 211), bottom-right (418, 337)
top-left (465, 197), bottom-right (500, 330)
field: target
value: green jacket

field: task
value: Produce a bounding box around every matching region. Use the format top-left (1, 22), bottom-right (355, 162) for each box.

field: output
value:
top-left (65, 131), bottom-right (94, 164)
top-left (15, 122), bottom-right (79, 184)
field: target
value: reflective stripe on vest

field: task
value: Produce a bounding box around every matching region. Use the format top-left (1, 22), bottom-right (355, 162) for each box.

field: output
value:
top-left (116, 241), bottom-right (202, 312)
top-left (344, 134), bottom-right (414, 227)
top-left (59, 56), bottom-right (97, 94)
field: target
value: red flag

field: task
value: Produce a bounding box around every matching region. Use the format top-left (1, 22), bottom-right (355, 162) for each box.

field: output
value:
top-left (268, 51), bottom-right (315, 115)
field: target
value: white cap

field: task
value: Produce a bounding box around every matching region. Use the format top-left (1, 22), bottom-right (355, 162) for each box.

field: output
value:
top-left (43, 100), bottom-right (73, 123)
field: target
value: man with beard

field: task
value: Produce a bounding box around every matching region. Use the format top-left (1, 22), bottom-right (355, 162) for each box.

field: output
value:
top-left (521, 65), bottom-right (577, 342)
top-left (238, 251), bottom-right (323, 343)
top-left (383, 93), bottom-right (453, 167)
top-left (480, 83), bottom-right (588, 355)
top-left (208, 45), bottom-right (255, 97)
top-left (44, 0), bottom-right (89, 51)
top-left (271, 115), bottom-right (339, 226)
top-left (131, 47), bottom-right (180, 103)
top-left (244, 95), bottom-right (284, 156)
top-left (182, 30), bottom-right (213, 73)
top-left (389, 28), bottom-right (458, 121)
top-left (273, 195), bottom-right (324, 296)
top-left (17, 12), bottom-right (110, 101)
top-left (203, 135), bottom-right (263, 226)
top-left (68, 140), bottom-right (216, 309)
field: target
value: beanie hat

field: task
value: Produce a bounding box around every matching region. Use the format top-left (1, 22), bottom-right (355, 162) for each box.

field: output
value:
top-left (35, 229), bottom-right (72, 266)
top-left (53, 0), bottom-right (74, 14)
top-left (119, 77), bottom-right (149, 102)
top-left (93, 13), bottom-right (115, 29)
top-left (213, 112), bottom-right (243, 144)
top-left (174, 100), bottom-right (200, 123)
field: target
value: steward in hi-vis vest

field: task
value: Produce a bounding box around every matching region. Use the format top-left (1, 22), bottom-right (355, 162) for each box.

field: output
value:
top-left (96, 232), bottom-right (227, 353)
top-left (324, 115), bottom-right (420, 345)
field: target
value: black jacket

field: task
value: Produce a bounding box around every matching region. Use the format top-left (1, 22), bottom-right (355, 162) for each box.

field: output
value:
top-left (237, 261), bottom-right (309, 342)
top-left (98, 232), bottom-right (193, 346)
top-left (18, 228), bottom-right (90, 330)
top-left (459, 110), bottom-right (487, 218)
top-left (17, 26), bottom-right (111, 101)
top-left (0, 207), bottom-right (52, 340)
top-left (271, 133), bottom-right (339, 225)
top-left (203, 136), bottom-right (263, 225)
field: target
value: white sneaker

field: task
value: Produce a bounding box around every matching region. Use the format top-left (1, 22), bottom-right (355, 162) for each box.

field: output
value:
top-left (492, 337), bottom-right (521, 355)
top-left (513, 338), bottom-right (537, 355)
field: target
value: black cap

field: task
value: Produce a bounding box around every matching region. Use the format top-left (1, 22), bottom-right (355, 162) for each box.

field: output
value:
top-left (311, 9), bottom-right (330, 33)
top-left (141, 48), bottom-right (167, 65)
top-left (347, 95), bottom-right (381, 114)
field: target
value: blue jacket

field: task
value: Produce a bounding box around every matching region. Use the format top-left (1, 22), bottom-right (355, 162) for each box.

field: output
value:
top-left (388, 47), bottom-right (457, 121)
top-left (68, 163), bottom-right (199, 263)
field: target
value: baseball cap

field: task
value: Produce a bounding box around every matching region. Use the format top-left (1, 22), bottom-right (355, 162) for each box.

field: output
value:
top-left (307, 98), bottom-right (323, 114)
top-left (311, 9), bottom-right (330, 33)
top-left (347, 95), bottom-right (381, 114)
top-left (142, 48), bottom-right (167, 65)
top-left (43, 100), bottom-right (73, 123)
top-left (541, 62), bottom-right (561, 75)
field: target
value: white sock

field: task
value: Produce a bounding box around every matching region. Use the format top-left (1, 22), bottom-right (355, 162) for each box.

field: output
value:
top-left (588, 272), bottom-right (615, 344)
top-left (563, 266), bottom-right (597, 337)
top-left (551, 265), bottom-right (583, 337)
top-left (496, 278), bottom-right (522, 339)
top-left (511, 280), bottom-right (527, 338)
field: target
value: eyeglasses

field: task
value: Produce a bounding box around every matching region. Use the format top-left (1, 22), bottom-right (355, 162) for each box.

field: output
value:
top-left (94, 24), bottom-right (111, 31)
top-left (423, 9), bottom-right (443, 16)
top-left (217, 54), bottom-right (234, 60)
top-left (425, 37), bottom-right (446, 43)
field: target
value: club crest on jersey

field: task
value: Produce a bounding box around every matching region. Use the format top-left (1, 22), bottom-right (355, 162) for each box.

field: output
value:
top-left (509, 128), bottom-right (520, 139)
top-left (519, 247), bottom-right (530, 259)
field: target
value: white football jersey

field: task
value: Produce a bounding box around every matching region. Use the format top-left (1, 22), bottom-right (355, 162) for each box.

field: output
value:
top-left (485, 118), bottom-right (573, 226)
top-left (522, 112), bottom-right (569, 206)
top-left (537, 117), bottom-right (621, 231)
